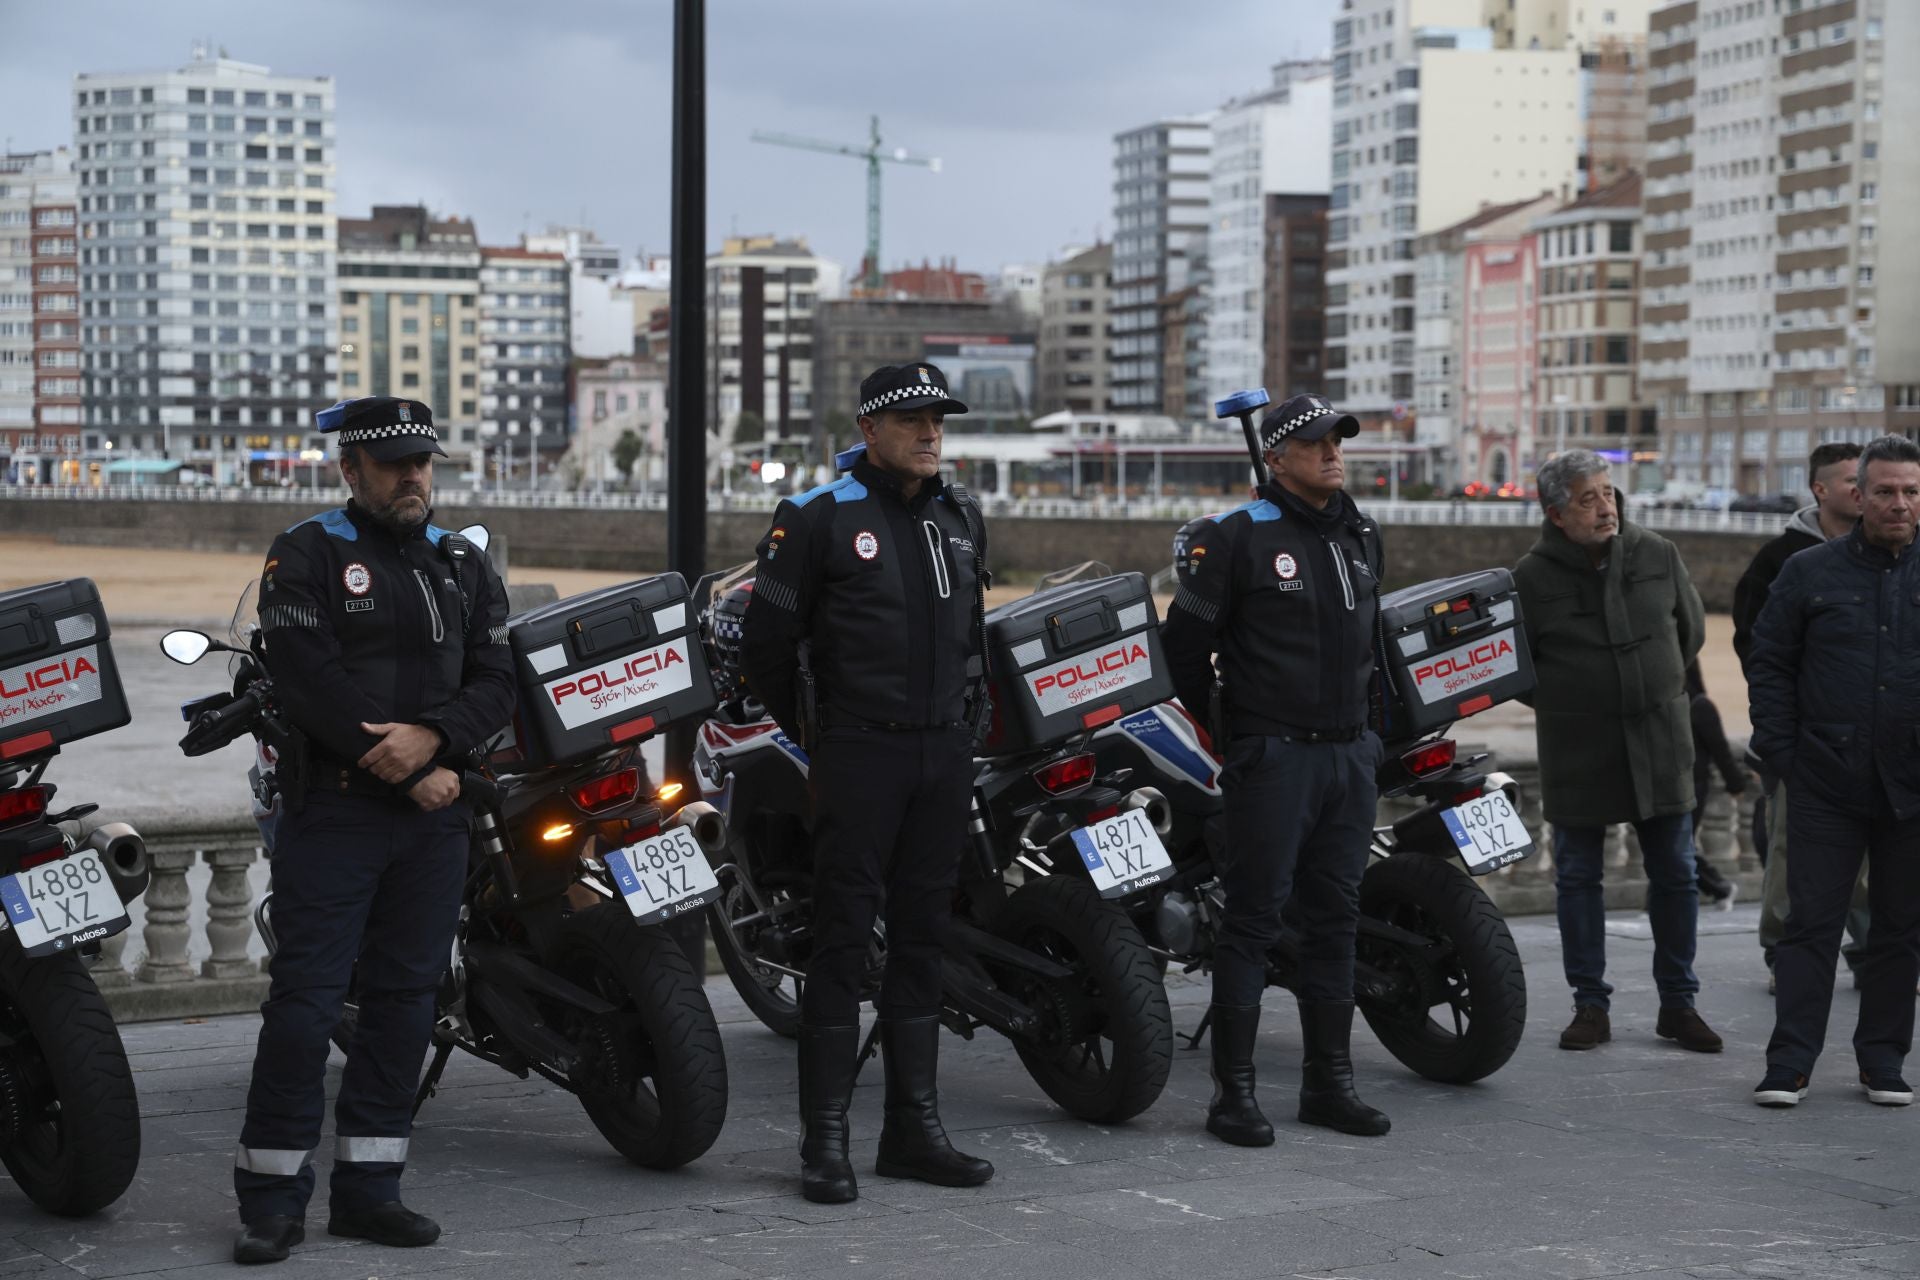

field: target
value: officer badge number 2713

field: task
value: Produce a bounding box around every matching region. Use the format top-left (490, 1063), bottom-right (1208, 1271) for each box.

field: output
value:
top-left (342, 563), bottom-right (372, 596)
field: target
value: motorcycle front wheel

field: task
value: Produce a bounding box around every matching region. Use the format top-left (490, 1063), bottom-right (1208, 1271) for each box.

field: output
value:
top-left (1355, 852), bottom-right (1527, 1084)
top-left (0, 946), bottom-right (141, 1216)
top-left (990, 876), bottom-right (1172, 1124)
top-left (548, 904), bottom-right (728, 1170)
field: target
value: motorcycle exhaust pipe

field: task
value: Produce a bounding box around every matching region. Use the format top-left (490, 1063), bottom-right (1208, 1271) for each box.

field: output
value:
top-left (666, 800), bottom-right (728, 856)
top-left (85, 823), bottom-right (150, 905)
top-left (1122, 786), bottom-right (1173, 838)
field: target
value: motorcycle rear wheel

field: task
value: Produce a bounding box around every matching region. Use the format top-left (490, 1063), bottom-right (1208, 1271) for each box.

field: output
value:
top-left (708, 851), bottom-right (804, 1040)
top-left (549, 904), bottom-right (728, 1169)
top-left (991, 876), bottom-right (1172, 1124)
top-left (1355, 852), bottom-right (1526, 1084)
top-left (0, 946), bottom-right (141, 1216)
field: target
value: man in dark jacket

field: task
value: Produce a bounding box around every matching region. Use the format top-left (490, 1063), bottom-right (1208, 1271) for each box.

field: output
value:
top-left (1748, 434), bottom-right (1920, 1109)
top-left (1513, 449), bottom-right (1722, 1055)
top-left (741, 363), bottom-right (994, 1203)
top-left (1731, 443), bottom-right (1869, 982)
top-left (1163, 393), bottom-right (1391, 1145)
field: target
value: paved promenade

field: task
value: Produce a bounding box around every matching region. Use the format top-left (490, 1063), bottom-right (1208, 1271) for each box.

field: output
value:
top-left (1, 906), bottom-right (1915, 1278)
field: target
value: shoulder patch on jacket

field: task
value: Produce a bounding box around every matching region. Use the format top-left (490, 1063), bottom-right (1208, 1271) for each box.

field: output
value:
top-left (1208, 498), bottom-right (1281, 525)
top-left (287, 508), bottom-right (358, 541)
top-left (790, 474), bottom-right (869, 508)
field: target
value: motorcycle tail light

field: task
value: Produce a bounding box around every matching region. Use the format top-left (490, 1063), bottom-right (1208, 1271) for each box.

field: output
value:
top-left (1451, 788), bottom-right (1484, 806)
top-left (570, 768), bottom-right (641, 814)
top-left (1400, 740), bottom-right (1457, 778)
top-left (1085, 805), bottom-right (1119, 824)
top-left (0, 786), bottom-right (49, 831)
top-left (619, 819), bottom-right (663, 846)
top-left (1033, 753), bottom-right (1097, 796)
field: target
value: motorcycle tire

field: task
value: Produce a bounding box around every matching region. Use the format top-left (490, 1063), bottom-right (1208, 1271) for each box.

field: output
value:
top-left (1355, 852), bottom-right (1526, 1085)
top-left (551, 904), bottom-right (728, 1170)
top-left (0, 946), bottom-right (141, 1216)
top-left (993, 876), bottom-right (1172, 1124)
top-left (708, 854), bottom-right (803, 1041)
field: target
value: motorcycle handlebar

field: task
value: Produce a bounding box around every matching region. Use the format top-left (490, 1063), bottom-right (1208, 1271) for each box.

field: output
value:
top-left (178, 688), bottom-right (262, 757)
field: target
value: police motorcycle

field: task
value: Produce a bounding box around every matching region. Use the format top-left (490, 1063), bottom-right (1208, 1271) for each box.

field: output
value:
top-left (1075, 388), bottom-right (1538, 1086)
top-left (693, 519), bottom-right (1175, 1124)
top-left (0, 578), bottom-right (152, 1216)
top-left (162, 544), bottom-right (731, 1170)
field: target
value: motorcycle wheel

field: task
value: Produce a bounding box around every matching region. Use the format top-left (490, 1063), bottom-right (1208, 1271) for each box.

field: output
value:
top-left (549, 904), bottom-right (728, 1169)
top-left (0, 947), bottom-right (141, 1216)
top-left (992, 876), bottom-right (1172, 1124)
top-left (708, 853), bottom-right (803, 1040)
top-left (1355, 853), bottom-right (1526, 1085)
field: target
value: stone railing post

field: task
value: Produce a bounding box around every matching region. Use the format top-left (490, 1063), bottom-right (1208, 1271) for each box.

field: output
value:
top-left (203, 844), bottom-right (263, 980)
top-left (133, 846), bottom-right (197, 985)
top-left (93, 926), bottom-right (133, 990)
top-left (1699, 785), bottom-right (1736, 880)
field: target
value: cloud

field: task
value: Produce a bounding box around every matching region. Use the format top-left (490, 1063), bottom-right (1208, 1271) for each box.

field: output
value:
top-left (2, 0), bottom-right (1337, 270)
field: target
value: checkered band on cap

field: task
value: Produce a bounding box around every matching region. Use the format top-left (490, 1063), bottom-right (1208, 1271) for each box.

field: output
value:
top-left (1261, 408), bottom-right (1335, 450)
top-left (338, 423), bottom-right (441, 445)
top-left (859, 385), bottom-right (947, 417)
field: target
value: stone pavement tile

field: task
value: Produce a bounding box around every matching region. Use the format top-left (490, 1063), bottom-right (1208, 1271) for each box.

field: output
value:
top-left (5, 1218), bottom-right (235, 1278)
top-left (679, 1208), bottom-right (1060, 1278)
top-left (1067, 1210), bottom-right (1402, 1279)
top-left (576, 1196), bottom-right (904, 1240)
top-left (1030, 1167), bottom-right (1393, 1232)
top-left (857, 1151), bottom-right (1166, 1212)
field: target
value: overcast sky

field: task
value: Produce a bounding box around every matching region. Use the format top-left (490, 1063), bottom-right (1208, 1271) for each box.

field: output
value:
top-left (2, 0), bottom-right (1337, 275)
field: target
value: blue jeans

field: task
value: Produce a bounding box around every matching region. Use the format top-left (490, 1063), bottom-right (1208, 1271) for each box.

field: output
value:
top-left (1553, 813), bottom-right (1700, 1011)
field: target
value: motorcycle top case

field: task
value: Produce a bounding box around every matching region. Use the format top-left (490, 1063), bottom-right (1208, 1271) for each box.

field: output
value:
top-left (1373, 568), bottom-right (1534, 738)
top-left (981, 572), bottom-right (1173, 755)
top-left (0, 578), bottom-right (130, 761)
top-left (492, 573), bottom-right (716, 771)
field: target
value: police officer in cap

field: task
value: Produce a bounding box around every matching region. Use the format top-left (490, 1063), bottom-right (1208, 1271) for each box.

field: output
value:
top-left (1162, 393), bottom-right (1392, 1145)
top-left (232, 397), bottom-right (514, 1264)
top-left (742, 362), bottom-right (995, 1203)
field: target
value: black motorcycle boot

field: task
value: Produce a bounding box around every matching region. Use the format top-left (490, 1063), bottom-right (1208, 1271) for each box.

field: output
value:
top-left (1297, 1000), bottom-right (1391, 1137)
top-left (1205, 1003), bottom-right (1275, 1147)
top-left (326, 1201), bottom-right (441, 1248)
top-left (874, 1017), bottom-right (994, 1187)
top-left (233, 1215), bottom-right (305, 1265)
top-left (798, 1022), bottom-right (860, 1204)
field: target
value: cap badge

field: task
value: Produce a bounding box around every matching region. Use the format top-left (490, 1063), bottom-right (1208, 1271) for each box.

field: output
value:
top-left (398, 403), bottom-right (411, 423)
top-left (917, 367), bottom-right (932, 385)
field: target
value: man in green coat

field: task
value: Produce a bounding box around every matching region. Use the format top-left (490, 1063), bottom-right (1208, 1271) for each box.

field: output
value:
top-left (1513, 449), bottom-right (1723, 1054)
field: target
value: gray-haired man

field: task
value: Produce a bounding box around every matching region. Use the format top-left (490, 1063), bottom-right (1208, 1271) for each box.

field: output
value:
top-left (1513, 450), bottom-right (1722, 1055)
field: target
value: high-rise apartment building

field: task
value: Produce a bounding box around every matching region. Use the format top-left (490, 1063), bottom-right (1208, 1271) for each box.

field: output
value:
top-left (1263, 194), bottom-right (1332, 399)
top-left (1036, 243), bottom-right (1111, 416)
top-left (706, 235), bottom-right (841, 448)
top-left (1327, 1), bottom-right (1649, 419)
top-left (479, 244), bottom-right (569, 481)
top-left (73, 51), bottom-right (337, 472)
top-left (1643, 0), bottom-right (1919, 495)
top-left (1109, 117), bottom-right (1211, 412)
top-left (0, 149), bottom-right (81, 484)
top-left (1206, 61), bottom-right (1332, 409)
top-left (336, 205), bottom-right (483, 466)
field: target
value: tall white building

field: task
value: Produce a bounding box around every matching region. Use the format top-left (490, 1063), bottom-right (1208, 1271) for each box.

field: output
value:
top-left (1, 149), bottom-right (80, 484)
top-left (1327, 0), bottom-right (1646, 418)
top-left (705, 235), bottom-right (844, 447)
top-left (525, 226), bottom-right (634, 360)
top-left (1206, 60), bottom-right (1332, 409)
top-left (73, 50), bottom-right (337, 469)
top-left (1109, 116), bottom-right (1212, 412)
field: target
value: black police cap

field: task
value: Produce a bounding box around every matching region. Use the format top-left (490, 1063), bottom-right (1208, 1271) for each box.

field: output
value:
top-left (315, 396), bottom-right (448, 461)
top-left (858, 363), bottom-right (969, 418)
top-left (1259, 393), bottom-right (1359, 452)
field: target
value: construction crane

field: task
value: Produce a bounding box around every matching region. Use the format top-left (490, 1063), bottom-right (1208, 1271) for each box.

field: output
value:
top-left (750, 115), bottom-right (939, 292)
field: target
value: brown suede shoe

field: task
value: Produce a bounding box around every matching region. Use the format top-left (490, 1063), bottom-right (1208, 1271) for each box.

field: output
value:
top-left (1656, 1006), bottom-right (1723, 1053)
top-left (1558, 1005), bottom-right (1611, 1050)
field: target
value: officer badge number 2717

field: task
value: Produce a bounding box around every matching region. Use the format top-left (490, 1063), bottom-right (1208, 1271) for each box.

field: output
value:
top-left (1274, 553), bottom-right (1304, 593)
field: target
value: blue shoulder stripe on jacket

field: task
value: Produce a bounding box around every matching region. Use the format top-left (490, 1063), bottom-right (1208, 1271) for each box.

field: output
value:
top-left (789, 474), bottom-right (869, 507)
top-left (425, 523), bottom-right (448, 547)
top-left (287, 508), bottom-right (358, 541)
top-left (1206, 498), bottom-right (1281, 525)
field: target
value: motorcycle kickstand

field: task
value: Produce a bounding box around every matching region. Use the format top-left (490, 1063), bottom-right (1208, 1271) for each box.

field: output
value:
top-left (1179, 1005), bottom-right (1213, 1052)
top-left (413, 1041), bottom-right (454, 1117)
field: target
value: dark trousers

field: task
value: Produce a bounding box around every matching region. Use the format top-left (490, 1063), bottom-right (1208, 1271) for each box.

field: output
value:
top-left (1552, 813), bottom-right (1699, 1011)
top-left (801, 726), bottom-right (972, 1025)
top-left (1767, 776), bottom-right (1920, 1077)
top-left (1213, 733), bottom-right (1378, 1007)
top-left (234, 792), bottom-right (467, 1221)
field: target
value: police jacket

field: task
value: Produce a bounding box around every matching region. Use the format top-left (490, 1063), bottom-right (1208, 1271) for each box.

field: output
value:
top-left (1747, 525), bottom-right (1920, 820)
top-left (257, 503), bottom-right (515, 795)
top-left (741, 456), bottom-right (986, 737)
top-left (1161, 481), bottom-right (1385, 739)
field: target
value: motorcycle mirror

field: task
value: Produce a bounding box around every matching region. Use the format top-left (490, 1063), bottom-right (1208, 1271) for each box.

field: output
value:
top-left (457, 523), bottom-right (490, 553)
top-left (160, 630), bottom-right (214, 665)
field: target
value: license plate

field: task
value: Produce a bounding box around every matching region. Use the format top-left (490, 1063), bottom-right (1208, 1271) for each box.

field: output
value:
top-left (1440, 790), bottom-right (1535, 874)
top-left (1069, 809), bottom-right (1174, 898)
top-left (603, 827), bottom-right (722, 926)
top-left (0, 850), bottom-right (131, 958)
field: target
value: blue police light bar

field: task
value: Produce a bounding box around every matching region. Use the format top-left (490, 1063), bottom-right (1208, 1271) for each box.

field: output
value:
top-left (314, 398), bottom-right (366, 432)
top-left (1213, 388), bottom-right (1271, 420)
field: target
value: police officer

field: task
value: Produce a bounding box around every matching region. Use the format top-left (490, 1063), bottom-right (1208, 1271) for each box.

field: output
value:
top-left (1162, 393), bottom-right (1391, 1145)
top-left (232, 397), bottom-right (514, 1264)
top-left (741, 363), bottom-right (994, 1204)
